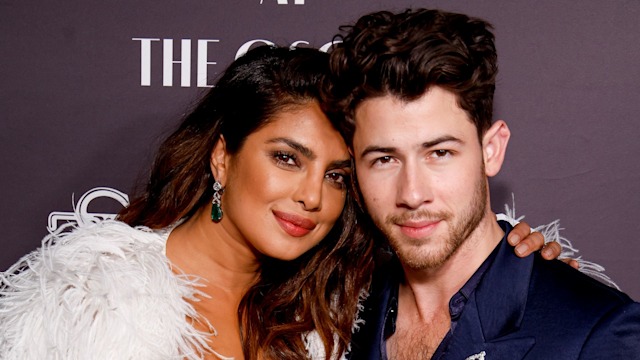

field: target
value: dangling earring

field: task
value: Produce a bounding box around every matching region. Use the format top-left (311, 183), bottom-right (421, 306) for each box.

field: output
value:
top-left (211, 180), bottom-right (224, 222)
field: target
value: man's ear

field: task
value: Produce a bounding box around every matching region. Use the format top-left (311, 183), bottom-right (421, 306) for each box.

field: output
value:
top-left (482, 120), bottom-right (510, 177)
top-left (210, 135), bottom-right (229, 185)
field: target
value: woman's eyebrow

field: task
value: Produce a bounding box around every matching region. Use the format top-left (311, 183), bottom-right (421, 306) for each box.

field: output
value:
top-left (267, 137), bottom-right (315, 160)
top-left (328, 159), bottom-right (352, 170)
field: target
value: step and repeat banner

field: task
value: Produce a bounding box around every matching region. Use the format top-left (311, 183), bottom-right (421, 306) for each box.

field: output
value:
top-left (2, 0), bottom-right (639, 299)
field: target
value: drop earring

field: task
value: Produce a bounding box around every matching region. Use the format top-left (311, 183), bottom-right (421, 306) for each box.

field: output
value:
top-left (211, 180), bottom-right (224, 222)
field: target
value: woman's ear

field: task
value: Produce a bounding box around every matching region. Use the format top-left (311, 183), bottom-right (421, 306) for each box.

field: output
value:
top-left (482, 120), bottom-right (511, 177)
top-left (210, 135), bottom-right (229, 185)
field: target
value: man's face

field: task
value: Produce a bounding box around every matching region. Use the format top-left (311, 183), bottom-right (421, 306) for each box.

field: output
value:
top-left (352, 87), bottom-right (490, 271)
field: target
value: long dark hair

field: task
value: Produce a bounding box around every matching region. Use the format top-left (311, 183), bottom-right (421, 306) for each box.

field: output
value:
top-left (117, 45), bottom-right (373, 359)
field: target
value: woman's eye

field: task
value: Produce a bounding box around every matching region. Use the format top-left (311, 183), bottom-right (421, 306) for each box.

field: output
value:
top-left (325, 172), bottom-right (348, 188)
top-left (273, 151), bottom-right (298, 167)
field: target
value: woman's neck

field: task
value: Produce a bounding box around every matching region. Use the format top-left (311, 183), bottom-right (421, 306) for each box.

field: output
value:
top-left (166, 206), bottom-right (260, 298)
top-left (165, 206), bottom-right (259, 359)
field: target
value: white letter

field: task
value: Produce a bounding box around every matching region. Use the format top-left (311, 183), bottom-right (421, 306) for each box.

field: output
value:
top-left (319, 39), bottom-right (342, 53)
top-left (132, 38), bottom-right (160, 86)
top-left (235, 39), bottom-right (275, 60)
top-left (290, 40), bottom-right (309, 50)
top-left (163, 39), bottom-right (191, 87)
top-left (197, 39), bottom-right (219, 88)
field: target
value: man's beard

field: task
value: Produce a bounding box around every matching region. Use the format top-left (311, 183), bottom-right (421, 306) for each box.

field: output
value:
top-left (376, 172), bottom-right (488, 271)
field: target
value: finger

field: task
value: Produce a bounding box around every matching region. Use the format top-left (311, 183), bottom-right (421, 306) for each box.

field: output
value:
top-left (541, 241), bottom-right (562, 260)
top-left (561, 258), bottom-right (580, 269)
top-left (515, 231), bottom-right (545, 257)
top-left (507, 221), bottom-right (532, 246)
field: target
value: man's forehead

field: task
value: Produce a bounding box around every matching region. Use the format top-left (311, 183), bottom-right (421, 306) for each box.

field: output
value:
top-left (355, 106), bottom-right (485, 150)
top-left (354, 90), bottom-right (468, 124)
top-left (350, 90), bottom-right (480, 150)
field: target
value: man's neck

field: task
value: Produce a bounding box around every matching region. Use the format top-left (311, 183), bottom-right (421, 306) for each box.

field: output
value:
top-left (399, 210), bottom-right (504, 320)
top-left (388, 211), bottom-right (504, 358)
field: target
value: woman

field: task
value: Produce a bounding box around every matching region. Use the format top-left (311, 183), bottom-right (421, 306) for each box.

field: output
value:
top-left (0, 46), bottom-right (553, 360)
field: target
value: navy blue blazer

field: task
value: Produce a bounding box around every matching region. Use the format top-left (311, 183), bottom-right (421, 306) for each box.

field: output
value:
top-left (348, 222), bottom-right (640, 359)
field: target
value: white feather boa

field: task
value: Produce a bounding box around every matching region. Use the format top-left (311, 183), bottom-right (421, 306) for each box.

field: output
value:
top-left (302, 288), bottom-right (368, 360)
top-left (497, 200), bottom-right (619, 289)
top-left (0, 220), bottom-right (213, 360)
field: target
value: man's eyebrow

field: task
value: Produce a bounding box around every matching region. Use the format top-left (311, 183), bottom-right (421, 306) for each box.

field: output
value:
top-left (359, 146), bottom-right (397, 159)
top-left (422, 135), bottom-right (463, 149)
top-left (267, 137), bottom-right (315, 160)
top-left (359, 136), bottom-right (463, 158)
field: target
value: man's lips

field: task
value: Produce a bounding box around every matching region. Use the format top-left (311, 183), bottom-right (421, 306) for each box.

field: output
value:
top-left (273, 210), bottom-right (317, 237)
top-left (397, 219), bottom-right (441, 238)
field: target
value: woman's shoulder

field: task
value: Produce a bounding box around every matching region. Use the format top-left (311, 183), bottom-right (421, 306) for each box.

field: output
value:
top-left (0, 220), bottom-right (210, 359)
top-left (4, 220), bottom-right (170, 277)
top-left (2, 219), bottom-right (167, 275)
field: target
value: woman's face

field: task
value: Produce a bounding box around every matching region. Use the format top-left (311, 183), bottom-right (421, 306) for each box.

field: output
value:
top-left (213, 101), bottom-right (351, 261)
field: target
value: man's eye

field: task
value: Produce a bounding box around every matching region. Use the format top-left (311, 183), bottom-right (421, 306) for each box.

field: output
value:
top-left (375, 156), bottom-right (393, 164)
top-left (432, 149), bottom-right (452, 158)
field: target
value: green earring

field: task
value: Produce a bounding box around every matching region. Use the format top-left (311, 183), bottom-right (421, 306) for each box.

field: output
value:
top-left (211, 180), bottom-right (224, 222)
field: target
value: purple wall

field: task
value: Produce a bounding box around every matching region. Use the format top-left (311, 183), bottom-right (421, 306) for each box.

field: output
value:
top-left (2, 0), bottom-right (639, 299)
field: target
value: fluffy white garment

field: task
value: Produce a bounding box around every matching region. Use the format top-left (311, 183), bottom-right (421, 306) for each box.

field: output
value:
top-left (0, 220), bottom-right (213, 360)
top-left (303, 289), bottom-right (369, 360)
top-left (498, 198), bottom-right (619, 289)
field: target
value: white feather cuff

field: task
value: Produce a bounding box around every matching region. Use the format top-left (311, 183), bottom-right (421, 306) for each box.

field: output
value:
top-left (497, 197), bottom-right (619, 290)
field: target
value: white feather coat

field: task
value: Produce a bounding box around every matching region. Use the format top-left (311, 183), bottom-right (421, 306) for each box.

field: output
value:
top-left (0, 221), bottom-right (215, 360)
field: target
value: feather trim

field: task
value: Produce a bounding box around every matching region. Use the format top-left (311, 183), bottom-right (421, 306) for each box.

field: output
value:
top-left (303, 329), bottom-right (349, 360)
top-left (497, 194), bottom-right (620, 290)
top-left (0, 220), bottom-right (214, 360)
top-left (302, 288), bottom-right (369, 360)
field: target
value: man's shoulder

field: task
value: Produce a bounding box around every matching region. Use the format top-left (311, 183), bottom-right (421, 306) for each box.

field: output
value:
top-left (528, 255), bottom-right (634, 311)
top-left (518, 256), bottom-right (640, 356)
top-left (505, 254), bottom-right (639, 345)
top-left (468, 243), bottom-right (640, 358)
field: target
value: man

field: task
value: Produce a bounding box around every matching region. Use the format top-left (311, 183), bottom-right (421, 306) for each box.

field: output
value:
top-left (329, 9), bottom-right (640, 359)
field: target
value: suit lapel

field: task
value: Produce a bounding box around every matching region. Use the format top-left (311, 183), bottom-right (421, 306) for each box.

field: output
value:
top-left (444, 295), bottom-right (535, 359)
top-left (444, 228), bottom-right (537, 359)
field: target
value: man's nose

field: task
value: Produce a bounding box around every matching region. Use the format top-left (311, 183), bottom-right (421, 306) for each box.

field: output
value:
top-left (396, 161), bottom-right (432, 209)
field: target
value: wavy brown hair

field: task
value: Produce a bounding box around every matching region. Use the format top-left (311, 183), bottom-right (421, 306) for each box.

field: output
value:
top-left (117, 45), bottom-right (373, 359)
top-left (328, 8), bottom-right (498, 142)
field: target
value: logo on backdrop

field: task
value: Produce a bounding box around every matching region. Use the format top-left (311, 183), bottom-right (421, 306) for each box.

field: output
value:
top-left (133, 38), bottom-right (338, 88)
top-left (260, 0), bottom-right (305, 4)
top-left (48, 187), bottom-right (129, 232)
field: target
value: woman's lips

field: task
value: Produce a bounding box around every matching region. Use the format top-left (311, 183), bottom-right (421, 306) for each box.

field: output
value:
top-left (273, 210), bottom-right (317, 237)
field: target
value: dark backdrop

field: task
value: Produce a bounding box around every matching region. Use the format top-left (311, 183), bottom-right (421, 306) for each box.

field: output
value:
top-left (2, 0), bottom-right (639, 300)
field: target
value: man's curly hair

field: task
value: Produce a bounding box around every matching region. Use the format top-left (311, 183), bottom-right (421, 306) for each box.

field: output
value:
top-left (329, 8), bottom-right (498, 142)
